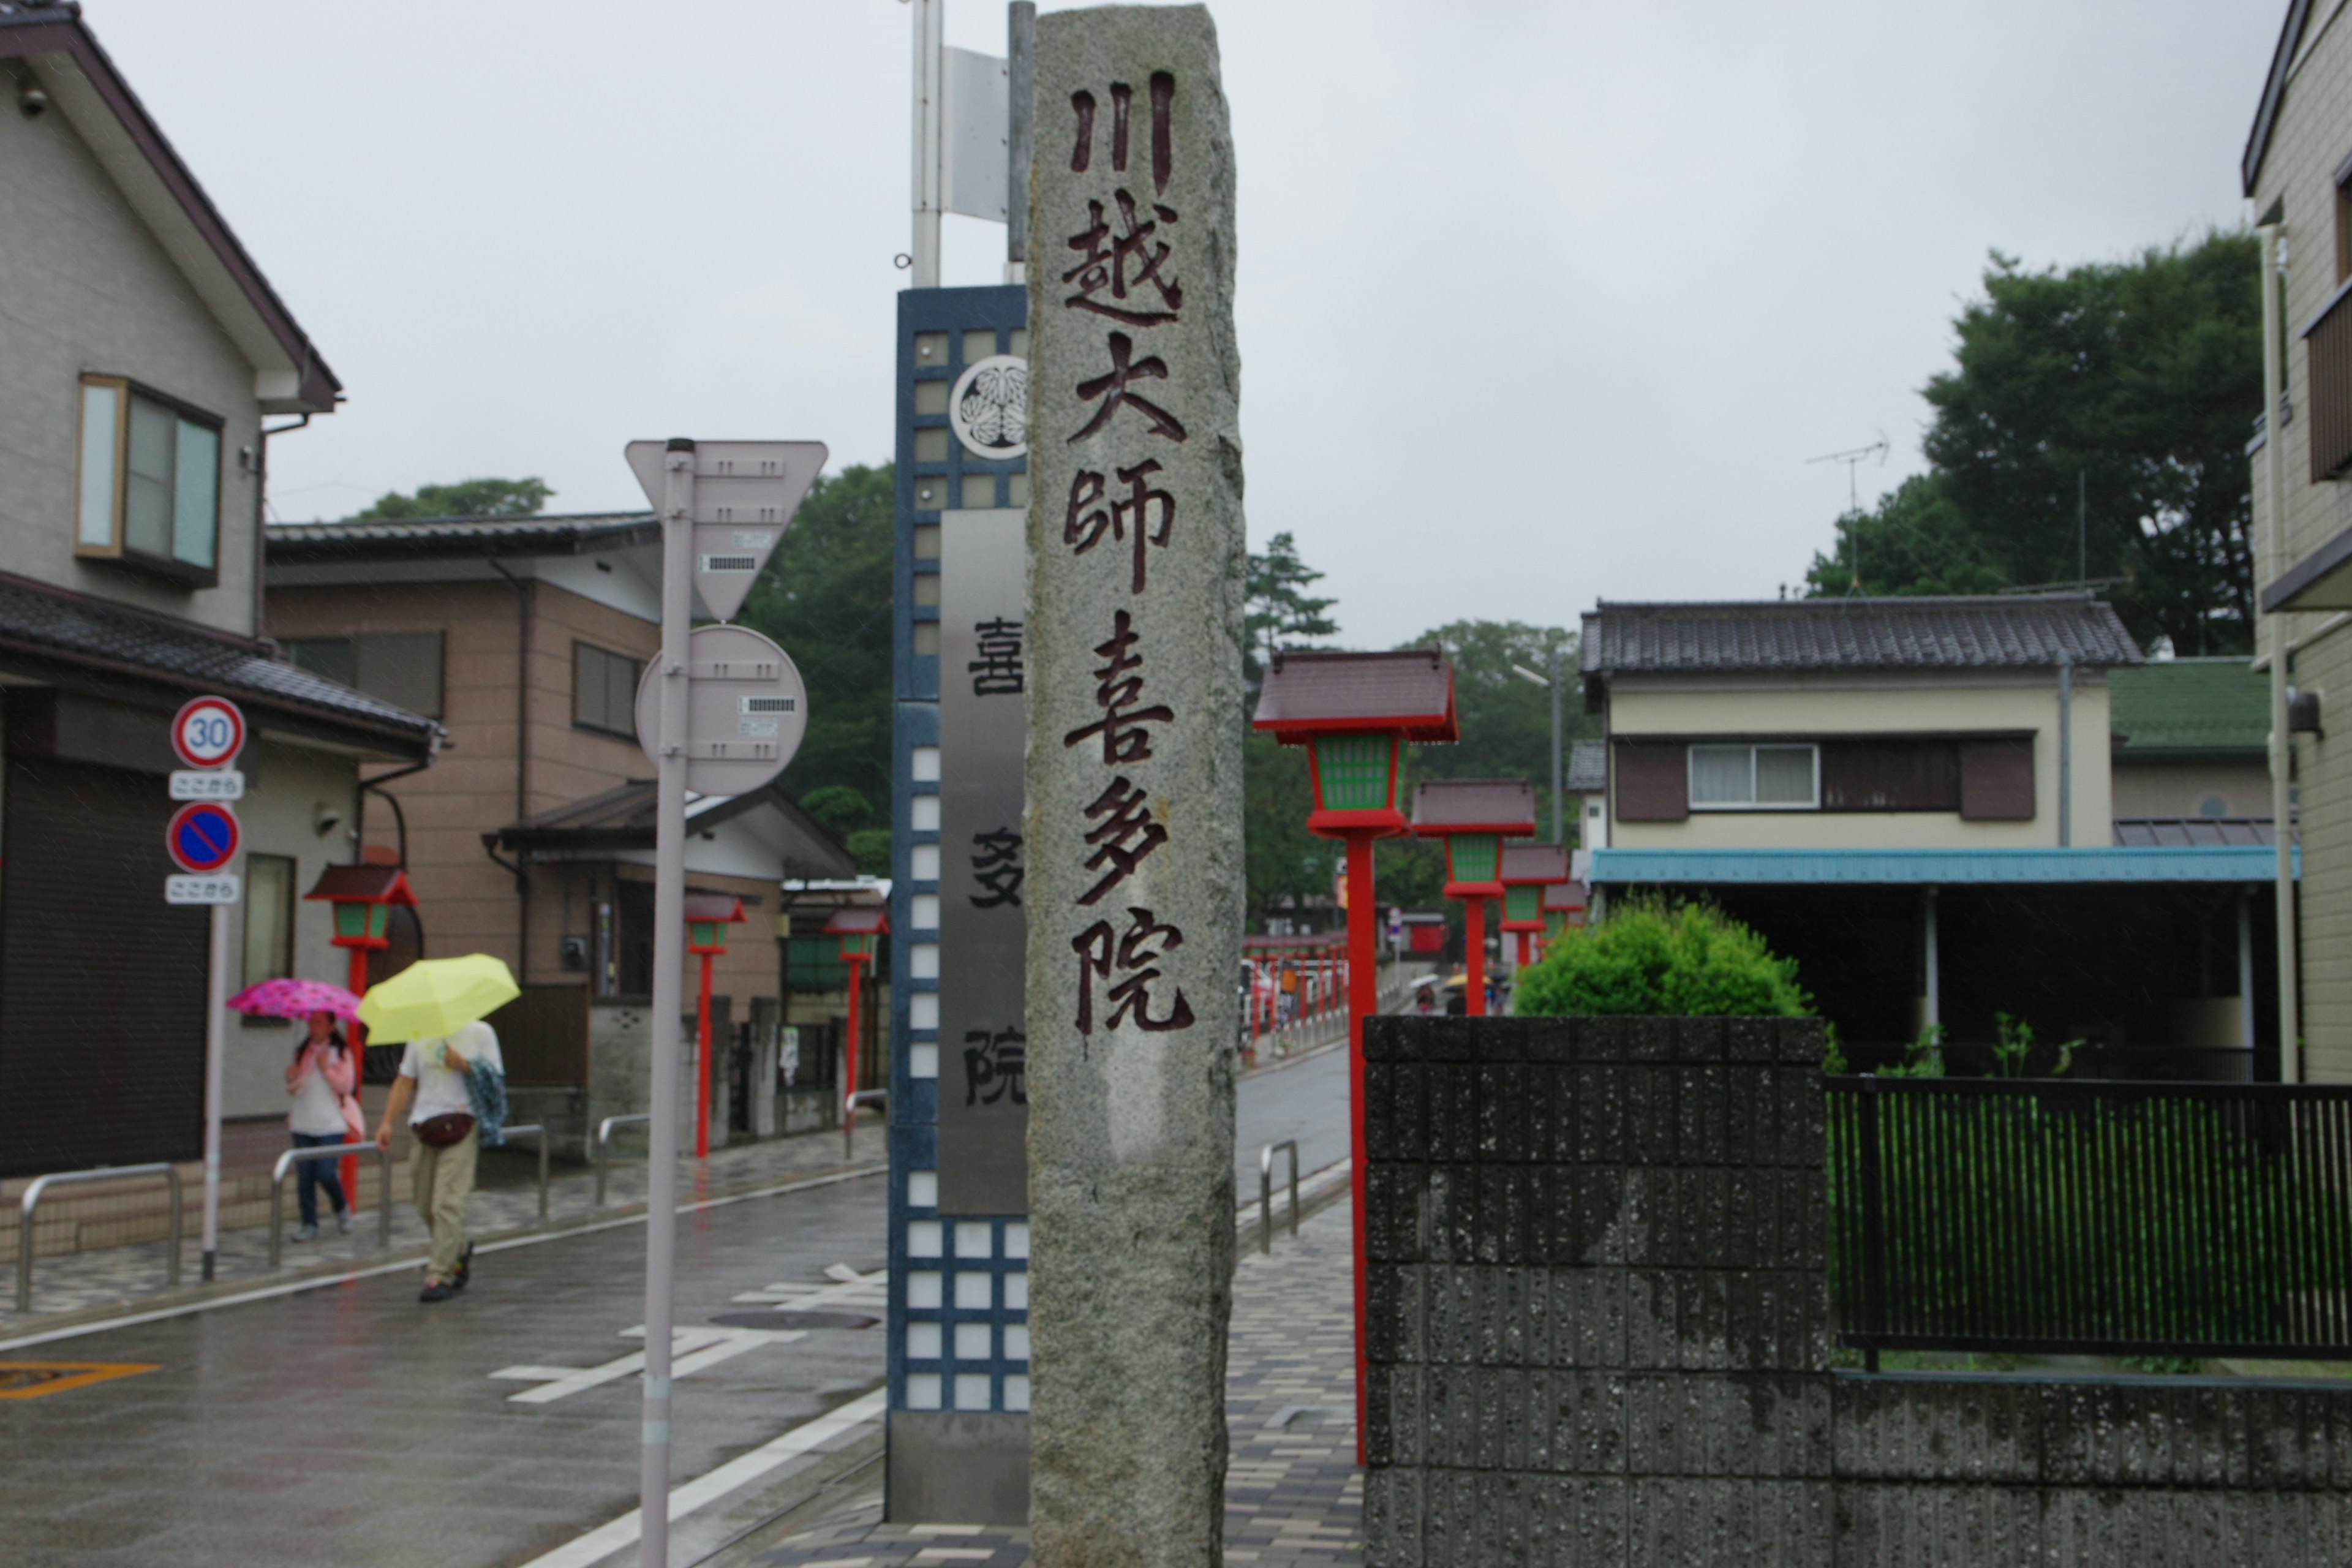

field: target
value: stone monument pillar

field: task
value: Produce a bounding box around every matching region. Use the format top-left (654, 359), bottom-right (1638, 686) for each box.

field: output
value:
top-left (1024, 8), bottom-right (1243, 1564)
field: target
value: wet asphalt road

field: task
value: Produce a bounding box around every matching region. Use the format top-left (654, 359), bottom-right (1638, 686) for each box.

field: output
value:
top-left (4, 1058), bottom-right (1351, 1568)
top-left (4, 1174), bottom-right (889, 1568)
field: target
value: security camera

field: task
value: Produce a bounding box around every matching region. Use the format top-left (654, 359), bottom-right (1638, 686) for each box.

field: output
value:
top-left (313, 804), bottom-right (345, 838)
top-left (18, 83), bottom-right (47, 119)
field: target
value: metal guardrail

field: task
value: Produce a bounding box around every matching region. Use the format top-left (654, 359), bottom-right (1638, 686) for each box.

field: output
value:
top-left (1259, 1139), bottom-right (1300, 1254)
top-left (595, 1113), bottom-right (652, 1208)
top-left (18, 1163), bottom-right (182, 1313)
top-left (499, 1123), bottom-right (551, 1221)
top-left (268, 1143), bottom-right (393, 1267)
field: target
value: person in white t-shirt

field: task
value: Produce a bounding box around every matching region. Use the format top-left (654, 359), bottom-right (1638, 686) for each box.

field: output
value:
top-left (374, 1018), bottom-right (502, 1303)
top-left (284, 1012), bottom-right (361, 1241)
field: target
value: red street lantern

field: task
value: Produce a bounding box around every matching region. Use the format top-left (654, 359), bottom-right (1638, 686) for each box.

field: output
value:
top-left (1411, 779), bottom-right (1538, 1020)
top-left (824, 906), bottom-right (889, 1152)
top-left (1251, 646), bottom-right (1457, 1464)
top-left (304, 863), bottom-right (418, 1200)
top-left (1543, 876), bottom-right (1590, 952)
top-left (1500, 842), bottom-right (1571, 970)
top-left (682, 894), bottom-right (747, 1159)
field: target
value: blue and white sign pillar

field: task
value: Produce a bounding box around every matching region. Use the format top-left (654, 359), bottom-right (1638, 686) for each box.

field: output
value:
top-left (887, 0), bottom-right (1036, 1525)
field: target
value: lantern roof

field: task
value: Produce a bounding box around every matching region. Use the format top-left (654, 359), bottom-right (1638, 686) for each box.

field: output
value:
top-left (303, 864), bottom-right (418, 907)
top-left (824, 907), bottom-right (891, 936)
top-left (1544, 879), bottom-right (1589, 911)
top-left (1411, 778), bottom-right (1537, 837)
top-left (1501, 843), bottom-right (1571, 886)
top-left (683, 893), bottom-right (747, 925)
top-left (1251, 649), bottom-right (1458, 742)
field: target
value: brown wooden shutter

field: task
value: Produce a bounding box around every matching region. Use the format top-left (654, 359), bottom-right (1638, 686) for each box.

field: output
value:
top-left (1611, 741), bottom-right (1687, 821)
top-left (1959, 739), bottom-right (2036, 820)
top-left (1822, 740), bottom-right (1960, 811)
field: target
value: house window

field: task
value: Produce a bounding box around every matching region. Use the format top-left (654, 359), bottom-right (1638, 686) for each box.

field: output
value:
top-left (1689, 744), bottom-right (1819, 809)
top-left (283, 632), bottom-right (445, 718)
top-left (575, 643), bottom-right (644, 739)
top-left (241, 854), bottom-right (296, 990)
top-left (76, 376), bottom-right (222, 585)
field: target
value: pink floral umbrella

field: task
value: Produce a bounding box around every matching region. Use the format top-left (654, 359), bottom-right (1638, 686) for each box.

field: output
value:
top-left (226, 977), bottom-right (361, 1022)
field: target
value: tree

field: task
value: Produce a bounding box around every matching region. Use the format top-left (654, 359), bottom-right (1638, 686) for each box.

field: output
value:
top-left (1400, 619), bottom-right (1589, 845)
top-left (1804, 475), bottom-right (2008, 598)
top-left (352, 477), bottom-right (552, 519)
top-left (1806, 232), bottom-right (2262, 653)
top-left (1245, 531), bottom-right (1340, 685)
top-left (736, 464), bottom-right (895, 873)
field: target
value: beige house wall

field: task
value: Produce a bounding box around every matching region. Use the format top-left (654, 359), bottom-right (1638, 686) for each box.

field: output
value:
top-left (2111, 758), bottom-right (2273, 821)
top-left (2251, 2), bottom-right (2352, 1079)
top-left (1605, 672), bottom-right (2112, 850)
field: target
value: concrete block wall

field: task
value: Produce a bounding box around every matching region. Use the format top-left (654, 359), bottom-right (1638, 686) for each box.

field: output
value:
top-left (1361, 1015), bottom-right (2352, 1565)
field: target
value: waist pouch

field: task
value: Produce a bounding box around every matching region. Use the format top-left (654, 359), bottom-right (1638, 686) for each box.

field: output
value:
top-left (414, 1112), bottom-right (475, 1148)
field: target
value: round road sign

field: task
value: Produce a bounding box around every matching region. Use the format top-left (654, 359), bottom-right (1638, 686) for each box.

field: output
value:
top-left (172, 696), bottom-right (246, 770)
top-left (166, 801), bottom-right (241, 874)
top-left (633, 624), bottom-right (808, 796)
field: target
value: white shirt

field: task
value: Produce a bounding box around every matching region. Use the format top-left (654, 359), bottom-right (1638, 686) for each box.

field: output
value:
top-left (398, 1020), bottom-right (502, 1125)
top-left (288, 1047), bottom-right (351, 1137)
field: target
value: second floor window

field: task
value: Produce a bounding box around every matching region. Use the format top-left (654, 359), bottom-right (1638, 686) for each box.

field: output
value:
top-left (283, 631), bottom-right (445, 718)
top-left (1689, 743), bottom-right (1819, 810)
top-left (76, 375), bottom-right (221, 585)
top-left (575, 642), bottom-right (644, 739)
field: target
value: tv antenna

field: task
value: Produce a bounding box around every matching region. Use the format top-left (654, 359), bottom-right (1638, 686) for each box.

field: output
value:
top-left (1807, 433), bottom-right (1890, 595)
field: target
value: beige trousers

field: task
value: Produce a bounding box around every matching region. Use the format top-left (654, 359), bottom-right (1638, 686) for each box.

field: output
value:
top-left (410, 1126), bottom-right (478, 1281)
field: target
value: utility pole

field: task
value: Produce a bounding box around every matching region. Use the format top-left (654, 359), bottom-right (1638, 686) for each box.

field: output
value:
top-left (1512, 655), bottom-right (1566, 843)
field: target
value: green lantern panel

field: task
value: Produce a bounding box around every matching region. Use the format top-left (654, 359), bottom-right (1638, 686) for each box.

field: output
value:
top-left (689, 921), bottom-right (725, 952)
top-left (1504, 883), bottom-right (1542, 923)
top-left (1446, 833), bottom-right (1501, 884)
top-left (1313, 733), bottom-right (1395, 812)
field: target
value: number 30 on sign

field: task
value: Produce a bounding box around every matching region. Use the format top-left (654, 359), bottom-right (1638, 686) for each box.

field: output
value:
top-left (171, 696), bottom-right (244, 771)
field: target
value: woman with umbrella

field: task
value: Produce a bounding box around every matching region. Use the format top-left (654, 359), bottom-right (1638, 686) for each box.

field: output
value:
top-left (228, 979), bottom-right (365, 1242)
top-left (367, 956), bottom-right (515, 1304)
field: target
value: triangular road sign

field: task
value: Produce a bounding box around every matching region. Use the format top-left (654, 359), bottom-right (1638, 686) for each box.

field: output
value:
top-left (626, 439), bottom-right (829, 622)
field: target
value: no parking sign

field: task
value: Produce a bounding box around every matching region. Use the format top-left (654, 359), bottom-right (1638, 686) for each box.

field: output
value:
top-left (164, 697), bottom-right (243, 904)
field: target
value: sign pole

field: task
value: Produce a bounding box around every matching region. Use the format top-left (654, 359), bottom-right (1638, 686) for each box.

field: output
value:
top-left (638, 439), bottom-right (696, 1568)
top-left (200, 900), bottom-right (231, 1281)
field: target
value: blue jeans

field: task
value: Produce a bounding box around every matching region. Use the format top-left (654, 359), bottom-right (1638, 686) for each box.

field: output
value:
top-left (292, 1132), bottom-right (350, 1227)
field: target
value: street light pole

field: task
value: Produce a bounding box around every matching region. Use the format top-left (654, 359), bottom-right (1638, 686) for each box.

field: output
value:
top-left (1512, 654), bottom-right (1566, 845)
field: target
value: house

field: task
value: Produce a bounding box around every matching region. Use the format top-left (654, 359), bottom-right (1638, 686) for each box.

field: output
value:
top-left (0, 6), bottom-right (439, 1175)
top-left (2109, 657), bottom-right (2272, 836)
top-left (1580, 596), bottom-right (2283, 1074)
top-left (263, 512), bottom-right (861, 1153)
top-left (2243, 0), bottom-right (2352, 1081)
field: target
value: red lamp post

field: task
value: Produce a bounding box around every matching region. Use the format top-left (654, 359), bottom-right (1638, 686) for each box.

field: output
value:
top-left (304, 864), bottom-right (418, 1206)
top-left (1411, 780), bottom-right (1538, 1019)
top-left (1251, 647), bottom-right (1457, 1463)
top-left (1499, 842), bottom-right (1571, 972)
top-left (824, 907), bottom-right (888, 1152)
top-left (683, 894), bottom-right (747, 1159)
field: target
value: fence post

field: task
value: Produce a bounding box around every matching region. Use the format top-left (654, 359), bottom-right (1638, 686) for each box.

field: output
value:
top-left (1858, 1077), bottom-right (1885, 1375)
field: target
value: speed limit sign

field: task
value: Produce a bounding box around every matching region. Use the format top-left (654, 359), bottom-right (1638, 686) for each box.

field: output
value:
top-left (171, 696), bottom-right (245, 771)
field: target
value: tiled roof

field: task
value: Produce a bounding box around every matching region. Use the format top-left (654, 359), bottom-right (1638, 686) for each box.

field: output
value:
top-left (1567, 739), bottom-right (1607, 793)
top-left (2114, 818), bottom-right (2275, 848)
top-left (266, 512), bottom-right (659, 564)
top-left (494, 778), bottom-right (859, 880)
top-left (2109, 658), bottom-right (2268, 756)
top-left (0, 571), bottom-right (434, 750)
top-left (1581, 595), bottom-right (2143, 677)
top-left (1411, 778), bottom-right (1537, 834)
top-left (1501, 843), bottom-right (1570, 884)
top-left (1252, 649), bottom-right (1457, 741)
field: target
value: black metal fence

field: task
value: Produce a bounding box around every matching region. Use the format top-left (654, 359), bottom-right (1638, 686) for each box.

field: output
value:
top-left (1827, 1077), bottom-right (2352, 1363)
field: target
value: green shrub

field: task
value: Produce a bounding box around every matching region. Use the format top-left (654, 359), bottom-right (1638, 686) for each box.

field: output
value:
top-left (1514, 897), bottom-right (1811, 1018)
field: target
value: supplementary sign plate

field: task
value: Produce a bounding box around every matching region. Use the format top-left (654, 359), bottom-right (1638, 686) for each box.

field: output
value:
top-left (165, 801), bottom-right (239, 875)
top-left (170, 696), bottom-right (244, 770)
top-left (165, 875), bottom-right (241, 905)
top-left (169, 769), bottom-right (244, 801)
top-left (633, 624), bottom-right (808, 796)
top-left (625, 440), bottom-right (829, 623)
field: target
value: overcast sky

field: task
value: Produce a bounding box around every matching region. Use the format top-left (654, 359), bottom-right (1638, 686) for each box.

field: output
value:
top-left (91, 0), bottom-right (2277, 649)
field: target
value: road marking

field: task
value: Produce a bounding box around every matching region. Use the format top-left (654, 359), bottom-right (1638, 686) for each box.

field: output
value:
top-left (492, 1325), bottom-right (805, 1403)
top-left (0, 1360), bottom-right (159, 1399)
top-left (514, 1386), bottom-right (888, 1568)
top-left (0, 1163), bottom-right (886, 1355)
top-left (731, 1264), bottom-right (887, 1309)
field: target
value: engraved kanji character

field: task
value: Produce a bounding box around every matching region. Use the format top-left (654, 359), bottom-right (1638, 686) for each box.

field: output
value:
top-left (1071, 906), bottom-right (1195, 1036)
top-left (1062, 609), bottom-right (1174, 764)
top-left (963, 1026), bottom-right (1028, 1107)
top-left (968, 617), bottom-right (1025, 696)
top-left (1068, 74), bottom-right (1175, 195)
top-left (1064, 189), bottom-right (1182, 327)
top-left (1068, 331), bottom-right (1187, 445)
top-left (969, 828), bottom-right (1025, 910)
top-left (1063, 460), bottom-right (1175, 594)
top-left (1078, 776), bottom-right (1169, 906)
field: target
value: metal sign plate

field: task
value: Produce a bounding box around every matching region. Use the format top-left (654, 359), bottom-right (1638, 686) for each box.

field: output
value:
top-left (165, 874), bottom-right (241, 905)
top-left (170, 696), bottom-right (244, 770)
top-left (625, 440), bottom-right (829, 622)
top-left (633, 624), bottom-right (809, 796)
top-left (169, 770), bottom-right (244, 801)
top-left (165, 801), bottom-right (240, 875)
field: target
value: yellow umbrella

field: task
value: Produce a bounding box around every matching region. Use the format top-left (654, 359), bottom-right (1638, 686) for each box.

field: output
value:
top-left (357, 954), bottom-right (519, 1044)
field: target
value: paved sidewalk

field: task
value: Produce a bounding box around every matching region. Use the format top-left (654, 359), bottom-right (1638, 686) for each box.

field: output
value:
top-left (2, 1122), bottom-right (883, 1322)
top-left (738, 1199), bottom-right (1365, 1567)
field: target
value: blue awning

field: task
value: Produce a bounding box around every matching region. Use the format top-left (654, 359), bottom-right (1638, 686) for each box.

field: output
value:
top-left (1588, 845), bottom-right (2296, 886)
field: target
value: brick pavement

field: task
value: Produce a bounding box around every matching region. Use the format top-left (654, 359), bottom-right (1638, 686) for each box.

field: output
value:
top-left (741, 1200), bottom-right (1365, 1567)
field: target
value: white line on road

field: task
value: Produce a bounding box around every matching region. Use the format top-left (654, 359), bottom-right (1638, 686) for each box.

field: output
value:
top-left (514, 1386), bottom-right (888, 1568)
top-left (0, 1163), bottom-right (886, 1355)
top-left (492, 1325), bottom-right (807, 1403)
